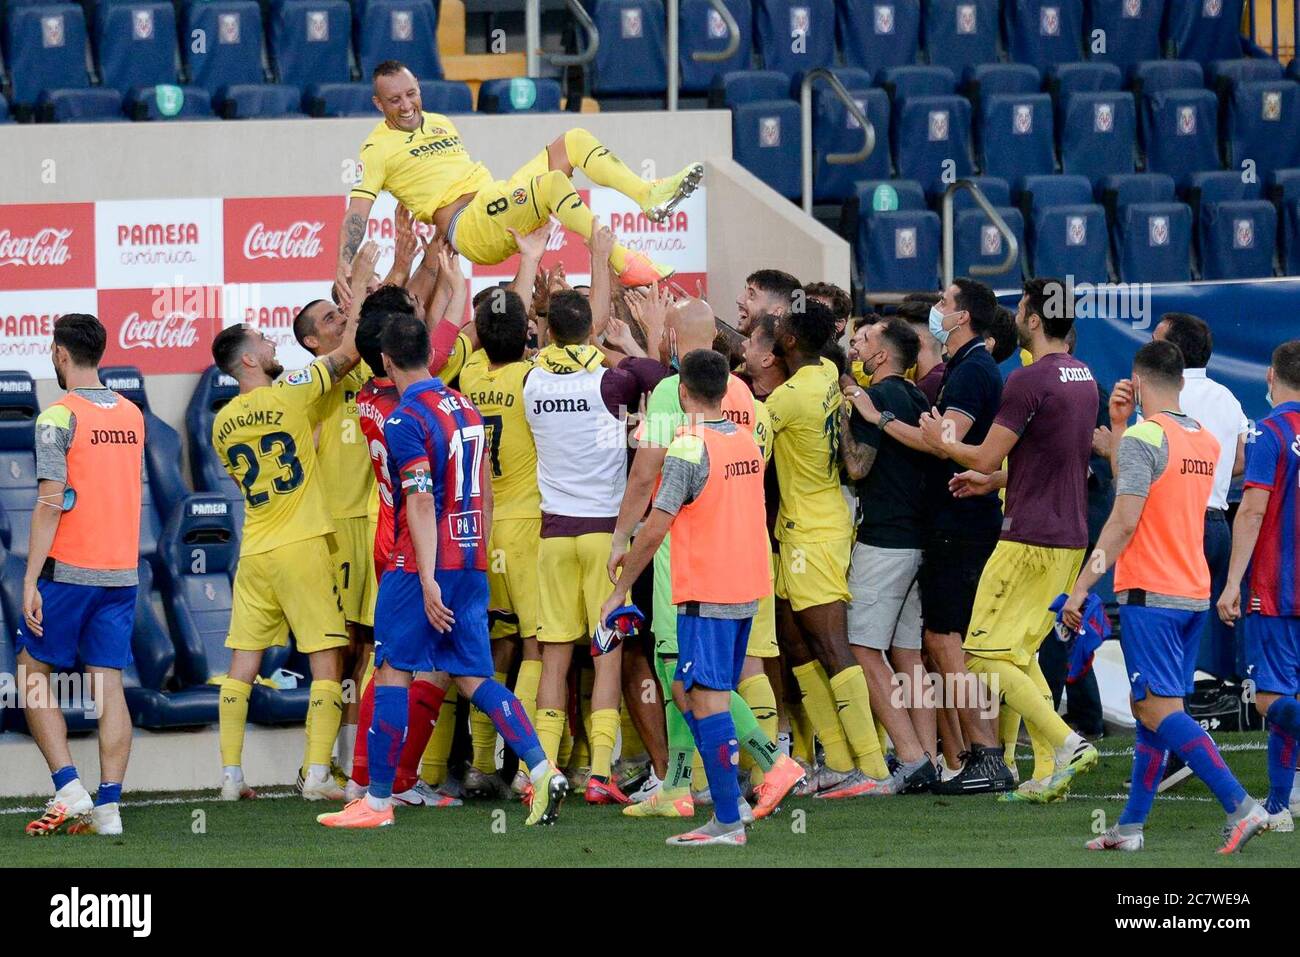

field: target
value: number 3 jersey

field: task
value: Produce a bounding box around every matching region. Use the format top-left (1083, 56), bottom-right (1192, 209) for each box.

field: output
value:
top-left (211, 360), bottom-right (336, 556)
top-left (383, 378), bottom-right (489, 575)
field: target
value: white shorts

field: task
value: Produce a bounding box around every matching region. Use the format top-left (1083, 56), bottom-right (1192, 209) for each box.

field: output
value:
top-left (847, 543), bottom-right (923, 651)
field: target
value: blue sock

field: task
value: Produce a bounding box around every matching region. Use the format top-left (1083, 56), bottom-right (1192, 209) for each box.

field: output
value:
top-left (1264, 698), bottom-right (1300, 814)
top-left (694, 711), bottom-right (741, 825)
top-left (367, 686), bottom-right (409, 800)
top-left (470, 679), bottom-right (547, 771)
top-left (95, 782), bottom-right (122, 807)
top-left (52, 765), bottom-right (78, 792)
top-left (1155, 711), bottom-right (1246, 814)
top-left (1119, 723), bottom-right (1166, 826)
top-left (683, 710), bottom-right (698, 740)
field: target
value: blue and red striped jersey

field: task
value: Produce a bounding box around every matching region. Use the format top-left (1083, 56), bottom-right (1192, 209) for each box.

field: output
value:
top-left (1243, 401), bottom-right (1300, 617)
top-left (382, 378), bottom-right (489, 575)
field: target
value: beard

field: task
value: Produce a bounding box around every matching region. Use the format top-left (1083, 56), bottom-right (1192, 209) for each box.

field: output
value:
top-left (55, 365), bottom-right (66, 391)
top-left (264, 359), bottom-right (284, 380)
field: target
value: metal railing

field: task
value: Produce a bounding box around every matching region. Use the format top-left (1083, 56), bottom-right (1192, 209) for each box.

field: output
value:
top-left (940, 179), bottom-right (1019, 288)
top-left (525, 0), bottom-right (599, 76)
top-left (800, 69), bottom-right (874, 215)
top-left (666, 0), bottom-right (740, 111)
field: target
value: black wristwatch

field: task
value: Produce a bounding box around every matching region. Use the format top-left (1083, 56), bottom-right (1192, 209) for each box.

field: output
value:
top-left (877, 411), bottom-right (896, 430)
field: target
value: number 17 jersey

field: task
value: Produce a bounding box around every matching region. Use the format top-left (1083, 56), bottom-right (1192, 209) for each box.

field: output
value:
top-left (383, 378), bottom-right (489, 574)
top-left (212, 360), bottom-right (335, 556)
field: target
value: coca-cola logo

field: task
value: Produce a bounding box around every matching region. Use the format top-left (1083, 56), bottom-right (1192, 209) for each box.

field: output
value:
top-left (0, 228), bottom-right (73, 268)
top-left (242, 221), bottom-right (324, 260)
top-left (118, 312), bottom-right (200, 350)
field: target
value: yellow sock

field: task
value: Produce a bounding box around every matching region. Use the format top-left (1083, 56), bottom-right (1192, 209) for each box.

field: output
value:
top-left (470, 671), bottom-right (507, 773)
top-left (304, 679), bottom-right (343, 769)
top-left (219, 677), bottom-right (252, 767)
top-left (563, 128), bottom-right (651, 207)
top-left (558, 724), bottom-right (574, 767)
top-left (791, 702), bottom-right (814, 763)
top-left (619, 699), bottom-right (645, 762)
top-left (589, 708), bottom-right (619, 780)
top-left (421, 686), bottom-right (458, 786)
top-left (1026, 657), bottom-right (1057, 779)
top-left (998, 704), bottom-right (1021, 775)
top-left (738, 673), bottom-right (778, 785)
top-left (691, 747), bottom-right (706, 790)
top-left (532, 168), bottom-right (638, 274)
top-left (792, 661), bottom-right (854, 773)
top-left (300, 688), bottom-right (315, 778)
top-left (968, 656), bottom-right (1073, 751)
top-left (535, 708), bottom-right (566, 766)
top-left (513, 659), bottom-right (541, 725)
top-left (829, 666), bottom-right (889, 779)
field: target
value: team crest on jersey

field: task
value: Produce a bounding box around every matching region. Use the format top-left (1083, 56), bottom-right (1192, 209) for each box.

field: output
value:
top-left (760, 116), bottom-right (781, 147)
top-left (1066, 215), bottom-right (1087, 246)
top-left (1203, 0), bottom-right (1222, 17)
top-left (284, 368), bottom-right (314, 386)
top-left (956, 4), bottom-right (976, 34)
top-left (1040, 6), bottom-right (1060, 36)
top-left (1233, 218), bottom-right (1254, 248)
top-left (1148, 215), bottom-right (1169, 247)
top-left (391, 9), bottom-right (413, 41)
top-left (895, 227), bottom-right (917, 259)
top-left (1093, 102), bottom-right (1114, 132)
top-left (790, 6), bottom-right (810, 36)
top-left (621, 8), bottom-right (643, 38)
top-left (981, 224), bottom-right (1002, 256)
top-left (218, 12), bottom-right (240, 44)
top-left (1123, 0), bottom-right (1141, 17)
top-left (928, 110), bottom-right (950, 141)
top-left (512, 187), bottom-right (528, 205)
top-left (1263, 90), bottom-right (1282, 120)
top-left (1177, 105), bottom-right (1197, 134)
top-left (41, 14), bottom-right (64, 47)
top-left (1013, 103), bottom-right (1033, 134)
top-left (874, 4), bottom-right (895, 34)
top-left (133, 9), bottom-right (154, 40)
top-left (307, 10), bottom-right (329, 41)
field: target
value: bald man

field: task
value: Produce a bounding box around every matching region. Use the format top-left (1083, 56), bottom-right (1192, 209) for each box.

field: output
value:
top-left (609, 299), bottom-right (805, 820)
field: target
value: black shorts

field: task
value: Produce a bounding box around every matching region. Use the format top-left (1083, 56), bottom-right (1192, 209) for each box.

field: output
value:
top-left (919, 532), bottom-right (999, 638)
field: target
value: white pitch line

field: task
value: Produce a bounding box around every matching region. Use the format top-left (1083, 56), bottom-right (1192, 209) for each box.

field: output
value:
top-left (0, 790), bottom-right (298, 816)
top-left (1072, 792), bottom-right (1216, 803)
top-left (1098, 741), bottom-right (1267, 758)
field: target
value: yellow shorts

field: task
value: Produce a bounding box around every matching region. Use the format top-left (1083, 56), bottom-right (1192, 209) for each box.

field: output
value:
top-left (963, 540), bottom-right (1086, 667)
top-left (747, 553), bottom-right (780, 658)
top-left (452, 150), bottom-right (553, 266)
top-left (488, 517), bottom-right (542, 639)
top-left (537, 531), bottom-right (614, 644)
top-left (227, 536), bottom-right (350, 654)
top-left (774, 537), bottom-right (852, 612)
top-left (333, 515), bottom-right (376, 628)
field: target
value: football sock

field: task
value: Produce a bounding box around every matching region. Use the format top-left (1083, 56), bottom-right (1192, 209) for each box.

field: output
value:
top-left (655, 654), bottom-right (696, 791)
top-left (535, 708), bottom-right (566, 766)
top-left (557, 723), bottom-right (575, 768)
top-left (52, 765), bottom-right (78, 792)
top-left (829, 665), bottom-right (890, 779)
top-left (368, 685), bottom-right (408, 801)
top-left (998, 705), bottom-right (1021, 773)
top-left (532, 168), bottom-right (639, 274)
top-left (305, 679), bottom-right (344, 771)
top-left (1025, 657), bottom-right (1057, 779)
top-left (791, 703), bottom-right (814, 763)
top-left (792, 661), bottom-right (854, 773)
top-left (394, 679), bottom-right (446, 793)
top-left (738, 673), bottom-right (779, 781)
top-left (218, 678), bottom-right (252, 767)
top-left (589, 707), bottom-right (620, 780)
top-left (731, 684), bottom-right (779, 773)
top-left (351, 676), bottom-right (375, 786)
top-left (95, 782), bottom-right (122, 807)
top-left (513, 658), bottom-right (542, 725)
top-left (419, 686), bottom-right (457, 786)
top-left (563, 128), bottom-right (651, 207)
top-left (1119, 722), bottom-right (1167, 826)
top-left (694, 712), bottom-right (742, 825)
top-left (1155, 711), bottom-right (1246, 813)
top-left (471, 678), bottom-right (549, 771)
top-left (470, 671), bottom-right (508, 773)
top-left (1265, 699), bottom-right (1300, 813)
top-left (875, 715), bottom-right (890, 754)
top-left (967, 656), bottom-right (1072, 750)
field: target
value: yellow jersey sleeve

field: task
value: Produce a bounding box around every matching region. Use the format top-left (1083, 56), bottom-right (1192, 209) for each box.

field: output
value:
top-left (766, 362), bottom-right (850, 543)
top-left (313, 363), bottom-right (375, 520)
top-left (274, 359), bottom-right (333, 418)
top-left (435, 331), bottom-right (473, 384)
top-left (751, 397), bottom-right (774, 464)
top-left (351, 130), bottom-right (387, 201)
top-left (460, 352), bottom-right (540, 521)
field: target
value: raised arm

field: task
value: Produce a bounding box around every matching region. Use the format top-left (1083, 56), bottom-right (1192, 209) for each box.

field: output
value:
top-left (509, 223), bottom-right (553, 303)
top-left (382, 204), bottom-right (419, 289)
top-left (587, 217), bottom-right (615, 341)
top-left (335, 195), bottom-right (374, 311)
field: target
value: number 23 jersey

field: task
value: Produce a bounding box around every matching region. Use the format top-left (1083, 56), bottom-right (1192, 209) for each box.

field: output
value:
top-left (212, 360), bottom-right (335, 556)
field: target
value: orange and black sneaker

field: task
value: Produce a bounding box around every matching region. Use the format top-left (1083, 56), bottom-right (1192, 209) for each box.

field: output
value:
top-left (317, 798), bottom-right (395, 829)
top-left (617, 252), bottom-right (673, 288)
top-left (585, 776), bottom-right (632, 805)
top-left (26, 795), bottom-right (92, 837)
top-left (752, 754), bottom-right (807, 819)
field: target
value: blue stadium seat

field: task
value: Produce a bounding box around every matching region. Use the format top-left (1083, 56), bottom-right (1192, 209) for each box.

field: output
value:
top-left (1002, 0), bottom-right (1084, 70)
top-left (714, 70), bottom-right (792, 109)
top-left (1060, 91), bottom-right (1136, 186)
top-left (964, 62), bottom-right (1041, 102)
top-left (859, 209), bottom-right (941, 292)
top-left (1187, 169), bottom-right (1260, 206)
top-left (271, 0), bottom-right (350, 88)
top-left (1227, 82), bottom-right (1300, 181)
top-left (358, 0), bottom-right (442, 80)
top-left (1048, 61), bottom-right (1122, 110)
top-left (754, 0), bottom-right (835, 75)
top-left (1162, 0), bottom-right (1244, 62)
top-left (219, 82), bottom-right (305, 118)
top-left (1031, 203), bottom-right (1108, 280)
top-left (183, 1), bottom-right (264, 95)
top-left (837, 0), bottom-right (920, 72)
top-left (0, 93), bottom-right (10, 121)
top-left (1270, 168), bottom-right (1300, 206)
top-left (924, 0), bottom-right (999, 72)
top-left (1198, 199), bottom-right (1276, 279)
top-left (38, 88), bottom-right (124, 121)
top-left (946, 174), bottom-right (1011, 211)
top-left (1100, 171), bottom-right (1176, 212)
top-left (477, 77), bottom-right (562, 112)
top-left (1140, 87), bottom-right (1219, 188)
top-left (348, 0), bottom-right (441, 31)
top-left (126, 84), bottom-right (214, 119)
top-left (894, 94), bottom-right (973, 195)
top-left (1205, 57), bottom-right (1284, 93)
top-left (100, 365), bottom-right (190, 535)
top-left (954, 205), bottom-right (1025, 286)
top-left (979, 93), bottom-right (1055, 188)
top-left (303, 81), bottom-right (375, 116)
top-left (732, 99), bottom-right (802, 198)
top-left (879, 64), bottom-right (956, 102)
top-left (4, 4), bottom-right (90, 106)
top-left (420, 79), bottom-right (473, 113)
top-left (1281, 198), bottom-right (1300, 276)
top-left (593, 0), bottom-right (666, 96)
top-left (1020, 171), bottom-right (1092, 221)
top-left (1131, 59), bottom-right (1204, 95)
top-left (679, 0), bottom-right (752, 93)
top-left (1114, 201), bottom-right (1191, 282)
top-left (823, 67), bottom-right (875, 92)
top-left (96, 2), bottom-right (179, 94)
top-left (1289, 57), bottom-right (1300, 83)
top-left (185, 366), bottom-right (244, 525)
top-left (1085, 0), bottom-right (1164, 70)
top-left (0, 372), bottom-right (39, 558)
top-left (812, 86), bottom-right (890, 202)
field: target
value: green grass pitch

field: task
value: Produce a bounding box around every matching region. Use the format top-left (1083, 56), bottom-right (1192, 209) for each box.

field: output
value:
top-left (2, 731), bottom-right (1290, 868)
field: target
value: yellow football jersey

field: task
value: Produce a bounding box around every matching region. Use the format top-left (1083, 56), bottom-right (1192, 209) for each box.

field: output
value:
top-left (751, 395), bottom-right (774, 464)
top-left (435, 331), bottom-right (473, 385)
top-left (212, 360), bottom-right (336, 556)
top-left (764, 358), bottom-right (851, 543)
top-left (311, 362), bottom-right (374, 520)
top-left (459, 350), bottom-right (540, 521)
top-left (350, 112), bottom-right (495, 222)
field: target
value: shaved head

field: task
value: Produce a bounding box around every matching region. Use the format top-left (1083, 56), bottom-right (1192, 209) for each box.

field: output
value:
top-left (664, 298), bottom-right (717, 367)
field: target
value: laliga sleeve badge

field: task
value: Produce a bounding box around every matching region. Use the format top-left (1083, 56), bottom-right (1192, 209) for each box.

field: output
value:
top-left (592, 603), bottom-right (645, 657)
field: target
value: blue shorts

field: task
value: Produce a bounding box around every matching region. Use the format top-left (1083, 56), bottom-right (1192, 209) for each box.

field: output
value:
top-left (373, 568), bottom-right (493, 677)
top-left (1119, 605), bottom-right (1206, 701)
top-left (674, 613), bottom-right (751, 692)
top-left (15, 579), bottom-right (136, 671)
top-left (1243, 614), bottom-right (1300, 697)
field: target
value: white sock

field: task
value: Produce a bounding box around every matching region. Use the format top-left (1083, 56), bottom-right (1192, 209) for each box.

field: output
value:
top-left (337, 724), bottom-right (357, 776)
top-left (528, 762), bottom-right (550, 785)
top-left (307, 764), bottom-right (330, 782)
top-left (223, 766), bottom-right (243, 782)
top-left (366, 792), bottom-right (391, 812)
top-left (56, 779), bottom-right (88, 804)
top-left (777, 731), bottom-right (792, 757)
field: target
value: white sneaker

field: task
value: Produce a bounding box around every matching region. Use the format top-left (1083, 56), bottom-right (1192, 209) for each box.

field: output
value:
top-left (301, 769), bottom-right (345, 802)
top-left (393, 779), bottom-right (464, 808)
top-left (70, 802), bottom-right (123, 836)
top-left (1086, 825), bottom-right (1144, 851)
top-left (629, 769), bottom-right (663, 803)
top-left (221, 771), bottom-right (256, 801)
top-left (1266, 807), bottom-right (1294, 833)
top-left (344, 779), bottom-right (366, 802)
top-left (691, 784), bottom-right (714, 806)
top-left (739, 797), bottom-right (755, 825)
top-left (511, 768), bottom-right (531, 798)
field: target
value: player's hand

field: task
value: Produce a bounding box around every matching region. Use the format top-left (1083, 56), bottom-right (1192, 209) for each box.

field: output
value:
top-left (604, 316), bottom-right (636, 353)
top-left (639, 282), bottom-right (671, 356)
top-left (607, 539), bottom-right (629, 584)
top-left (1060, 591), bottom-right (1085, 634)
top-left (420, 574), bottom-right (456, 633)
top-left (510, 221), bottom-right (553, 262)
top-left (587, 216), bottom-right (616, 265)
top-left (1110, 379), bottom-right (1136, 429)
top-left (22, 580), bottom-right (43, 638)
top-left (350, 241), bottom-right (381, 300)
top-left (598, 591), bottom-right (627, 630)
top-left (949, 469), bottom-right (994, 498)
top-left (548, 262), bottom-right (569, 294)
top-left (437, 243), bottom-right (466, 293)
top-left (918, 408), bottom-right (946, 450)
top-left (1091, 425), bottom-right (1113, 458)
top-left (333, 261), bottom-right (354, 313)
top-left (1216, 586), bottom-right (1241, 627)
top-left (842, 385), bottom-right (879, 425)
top-left (392, 205), bottom-right (418, 270)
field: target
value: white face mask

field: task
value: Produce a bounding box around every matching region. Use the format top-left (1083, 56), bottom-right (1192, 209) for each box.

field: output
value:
top-left (1267, 387), bottom-right (1275, 408)
top-left (928, 305), bottom-right (952, 346)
